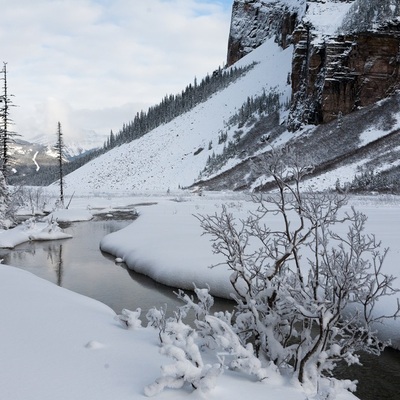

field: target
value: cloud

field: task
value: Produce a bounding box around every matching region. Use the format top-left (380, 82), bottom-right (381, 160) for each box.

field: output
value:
top-left (0, 0), bottom-right (232, 143)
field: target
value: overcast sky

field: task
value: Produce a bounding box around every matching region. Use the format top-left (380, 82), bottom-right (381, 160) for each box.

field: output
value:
top-left (0, 0), bottom-right (233, 144)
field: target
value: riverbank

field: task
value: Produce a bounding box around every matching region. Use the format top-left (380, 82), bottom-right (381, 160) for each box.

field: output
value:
top-left (0, 259), bottom-right (356, 400)
top-left (99, 192), bottom-right (400, 350)
top-left (1, 190), bottom-right (398, 399)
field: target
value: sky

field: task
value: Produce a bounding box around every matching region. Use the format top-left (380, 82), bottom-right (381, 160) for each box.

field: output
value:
top-left (0, 0), bottom-right (233, 144)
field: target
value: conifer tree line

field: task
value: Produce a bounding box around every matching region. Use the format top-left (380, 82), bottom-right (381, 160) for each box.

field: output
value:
top-left (10, 63), bottom-right (255, 186)
top-left (340, 0), bottom-right (400, 33)
top-left (200, 90), bottom-right (280, 178)
top-left (103, 63), bottom-right (255, 149)
top-left (228, 90), bottom-right (280, 128)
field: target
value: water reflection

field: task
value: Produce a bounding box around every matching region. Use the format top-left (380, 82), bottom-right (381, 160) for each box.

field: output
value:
top-left (0, 220), bottom-right (233, 316)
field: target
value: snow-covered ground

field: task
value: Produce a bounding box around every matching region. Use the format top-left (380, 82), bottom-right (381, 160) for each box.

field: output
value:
top-left (53, 36), bottom-right (293, 193)
top-left (0, 262), bottom-right (357, 400)
top-left (0, 190), bottom-right (398, 400)
top-left (304, 0), bottom-right (353, 41)
top-left (98, 192), bottom-right (400, 350)
top-left (2, 3), bottom-right (398, 398)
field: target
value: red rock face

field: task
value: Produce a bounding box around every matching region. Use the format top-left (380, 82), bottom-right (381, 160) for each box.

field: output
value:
top-left (228, 1), bottom-right (400, 129)
top-left (289, 21), bottom-right (400, 127)
top-left (323, 30), bottom-right (400, 123)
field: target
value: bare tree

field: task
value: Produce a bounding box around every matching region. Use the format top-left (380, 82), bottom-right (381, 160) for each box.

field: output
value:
top-left (196, 147), bottom-right (400, 388)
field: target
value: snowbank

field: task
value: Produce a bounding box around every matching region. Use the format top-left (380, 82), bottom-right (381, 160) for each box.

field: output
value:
top-left (0, 219), bottom-right (72, 249)
top-left (100, 194), bottom-right (400, 350)
top-left (0, 208), bottom-right (93, 249)
top-left (0, 264), bottom-right (357, 400)
top-left (49, 208), bottom-right (93, 222)
top-left (100, 196), bottom-right (234, 299)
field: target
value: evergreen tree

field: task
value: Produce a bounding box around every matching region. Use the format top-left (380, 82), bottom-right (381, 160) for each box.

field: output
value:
top-left (340, 0), bottom-right (400, 33)
top-left (55, 122), bottom-right (65, 208)
top-left (0, 62), bottom-right (17, 179)
top-left (0, 170), bottom-right (13, 228)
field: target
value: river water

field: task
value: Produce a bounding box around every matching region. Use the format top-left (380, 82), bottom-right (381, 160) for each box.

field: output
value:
top-left (0, 219), bottom-right (399, 400)
top-left (0, 219), bottom-right (232, 317)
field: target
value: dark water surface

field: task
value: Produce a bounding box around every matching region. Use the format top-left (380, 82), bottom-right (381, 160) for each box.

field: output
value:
top-left (1, 219), bottom-right (399, 400)
top-left (0, 219), bottom-right (232, 316)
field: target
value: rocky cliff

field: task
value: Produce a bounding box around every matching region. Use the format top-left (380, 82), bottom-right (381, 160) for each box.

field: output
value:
top-left (226, 0), bottom-right (306, 66)
top-left (289, 18), bottom-right (400, 128)
top-left (227, 0), bottom-right (400, 129)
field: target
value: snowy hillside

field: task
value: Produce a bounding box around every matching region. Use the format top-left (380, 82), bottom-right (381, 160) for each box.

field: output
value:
top-left (59, 38), bottom-right (293, 193)
top-left (54, 0), bottom-right (400, 194)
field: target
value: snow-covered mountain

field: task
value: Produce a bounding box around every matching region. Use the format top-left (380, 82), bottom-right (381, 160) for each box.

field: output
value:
top-left (52, 0), bottom-right (400, 194)
top-left (30, 130), bottom-right (105, 159)
top-left (8, 130), bottom-right (103, 186)
top-left (55, 38), bottom-right (292, 193)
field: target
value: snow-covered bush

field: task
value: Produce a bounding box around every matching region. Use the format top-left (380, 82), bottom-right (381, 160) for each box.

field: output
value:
top-left (196, 147), bottom-right (400, 391)
top-left (115, 308), bottom-right (142, 329)
top-left (144, 319), bottom-right (223, 396)
top-left (145, 285), bottom-right (272, 397)
top-left (10, 186), bottom-right (50, 216)
top-left (145, 300), bottom-right (224, 397)
top-left (345, 167), bottom-right (399, 194)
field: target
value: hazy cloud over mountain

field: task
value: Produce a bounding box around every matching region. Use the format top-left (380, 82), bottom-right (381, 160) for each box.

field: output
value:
top-left (0, 0), bottom-right (232, 142)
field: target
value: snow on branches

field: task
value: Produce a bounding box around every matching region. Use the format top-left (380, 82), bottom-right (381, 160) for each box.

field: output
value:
top-left (144, 286), bottom-right (271, 397)
top-left (132, 147), bottom-right (399, 397)
top-left (197, 147), bottom-right (400, 391)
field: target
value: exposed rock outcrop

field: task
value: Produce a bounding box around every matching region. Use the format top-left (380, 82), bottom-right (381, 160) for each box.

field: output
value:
top-left (289, 19), bottom-right (400, 128)
top-left (227, 0), bottom-right (305, 66)
top-left (227, 1), bottom-right (400, 129)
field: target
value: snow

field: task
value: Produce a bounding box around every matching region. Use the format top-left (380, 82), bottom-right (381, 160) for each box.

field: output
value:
top-left (0, 255), bottom-right (356, 400)
top-left (1, 2), bottom-right (399, 398)
top-left (100, 195), bottom-right (234, 299)
top-left (2, 191), bottom-right (398, 399)
top-left (55, 37), bottom-right (293, 194)
top-left (49, 207), bottom-right (93, 222)
top-left (0, 208), bottom-right (93, 248)
top-left (32, 150), bottom-right (40, 171)
top-left (304, 1), bottom-right (354, 40)
top-left (0, 218), bottom-right (72, 249)
top-left (359, 111), bottom-right (400, 146)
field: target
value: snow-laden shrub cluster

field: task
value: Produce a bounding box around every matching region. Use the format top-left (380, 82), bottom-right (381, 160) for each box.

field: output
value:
top-left (196, 147), bottom-right (400, 393)
top-left (122, 148), bottom-right (399, 398)
top-left (13, 186), bottom-right (50, 215)
top-left (339, 167), bottom-right (400, 194)
top-left (115, 308), bottom-right (142, 329)
top-left (144, 286), bottom-right (273, 397)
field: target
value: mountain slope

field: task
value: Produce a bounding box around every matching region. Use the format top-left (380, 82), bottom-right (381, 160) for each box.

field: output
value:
top-left (59, 38), bottom-right (293, 193)
top-left (8, 137), bottom-right (98, 186)
top-left (54, 0), bottom-right (400, 194)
